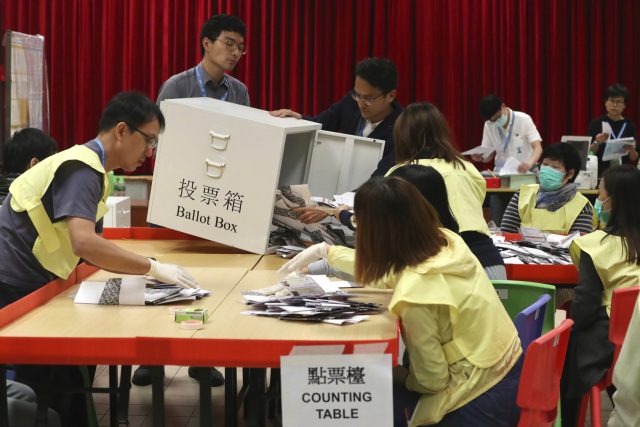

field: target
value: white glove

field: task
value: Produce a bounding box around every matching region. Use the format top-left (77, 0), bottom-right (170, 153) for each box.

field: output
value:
top-left (277, 243), bottom-right (330, 279)
top-left (147, 259), bottom-right (199, 289)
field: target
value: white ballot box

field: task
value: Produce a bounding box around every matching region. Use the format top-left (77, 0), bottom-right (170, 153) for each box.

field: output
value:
top-left (148, 98), bottom-right (384, 254)
top-left (104, 196), bottom-right (131, 228)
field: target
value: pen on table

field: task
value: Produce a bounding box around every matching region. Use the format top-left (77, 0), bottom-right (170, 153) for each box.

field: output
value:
top-left (486, 169), bottom-right (497, 178)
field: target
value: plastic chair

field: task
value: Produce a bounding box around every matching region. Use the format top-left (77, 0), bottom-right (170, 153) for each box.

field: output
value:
top-left (577, 286), bottom-right (640, 427)
top-left (517, 319), bottom-right (574, 427)
top-left (492, 280), bottom-right (556, 334)
top-left (515, 293), bottom-right (552, 351)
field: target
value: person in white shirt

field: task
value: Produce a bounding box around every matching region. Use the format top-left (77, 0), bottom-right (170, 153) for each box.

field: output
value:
top-left (473, 94), bottom-right (543, 225)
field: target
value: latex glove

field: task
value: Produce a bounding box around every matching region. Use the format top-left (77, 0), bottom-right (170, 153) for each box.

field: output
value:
top-left (277, 242), bottom-right (330, 279)
top-left (147, 259), bottom-right (199, 289)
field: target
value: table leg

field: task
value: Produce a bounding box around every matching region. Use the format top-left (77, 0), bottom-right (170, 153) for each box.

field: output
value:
top-left (108, 366), bottom-right (118, 427)
top-left (244, 368), bottom-right (266, 427)
top-left (196, 369), bottom-right (212, 426)
top-left (224, 367), bottom-right (237, 427)
top-left (0, 366), bottom-right (7, 427)
top-left (151, 366), bottom-right (165, 427)
top-left (118, 366), bottom-right (132, 425)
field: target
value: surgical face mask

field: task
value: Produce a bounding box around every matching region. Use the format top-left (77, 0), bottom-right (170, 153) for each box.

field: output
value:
top-left (494, 112), bottom-right (508, 128)
top-left (538, 166), bottom-right (565, 191)
top-left (594, 197), bottom-right (611, 224)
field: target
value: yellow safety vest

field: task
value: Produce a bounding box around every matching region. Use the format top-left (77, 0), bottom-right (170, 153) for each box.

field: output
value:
top-left (388, 229), bottom-right (518, 367)
top-left (518, 184), bottom-right (596, 233)
top-left (571, 230), bottom-right (640, 313)
top-left (387, 159), bottom-right (490, 235)
top-left (9, 145), bottom-right (110, 279)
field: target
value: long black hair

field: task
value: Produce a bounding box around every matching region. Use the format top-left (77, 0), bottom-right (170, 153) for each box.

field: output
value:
top-left (389, 164), bottom-right (459, 233)
top-left (602, 165), bottom-right (640, 265)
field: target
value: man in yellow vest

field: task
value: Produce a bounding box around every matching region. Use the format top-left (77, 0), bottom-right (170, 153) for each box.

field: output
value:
top-left (0, 91), bottom-right (197, 426)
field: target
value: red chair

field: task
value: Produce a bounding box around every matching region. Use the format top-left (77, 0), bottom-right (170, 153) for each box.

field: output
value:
top-left (517, 319), bottom-right (574, 427)
top-left (577, 286), bottom-right (640, 427)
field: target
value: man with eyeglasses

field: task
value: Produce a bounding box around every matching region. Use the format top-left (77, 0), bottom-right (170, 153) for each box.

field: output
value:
top-left (136, 14), bottom-right (249, 389)
top-left (587, 83), bottom-right (638, 177)
top-left (474, 94), bottom-right (543, 226)
top-left (156, 14), bottom-right (249, 106)
top-left (270, 57), bottom-right (402, 178)
top-left (0, 92), bottom-right (198, 425)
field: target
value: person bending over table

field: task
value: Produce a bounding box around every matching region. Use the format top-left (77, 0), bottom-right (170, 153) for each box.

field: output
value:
top-left (0, 92), bottom-right (197, 426)
top-left (279, 176), bottom-right (522, 427)
top-left (387, 102), bottom-right (506, 280)
top-left (560, 165), bottom-right (640, 427)
top-left (302, 165), bottom-right (460, 280)
top-left (473, 94), bottom-right (543, 226)
top-left (500, 142), bottom-right (596, 235)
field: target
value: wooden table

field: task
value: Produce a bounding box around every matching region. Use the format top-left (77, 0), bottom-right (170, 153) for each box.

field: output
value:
top-left (0, 241), bottom-right (398, 427)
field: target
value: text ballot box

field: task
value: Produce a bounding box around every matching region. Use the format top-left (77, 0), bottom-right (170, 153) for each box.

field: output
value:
top-left (148, 98), bottom-right (384, 254)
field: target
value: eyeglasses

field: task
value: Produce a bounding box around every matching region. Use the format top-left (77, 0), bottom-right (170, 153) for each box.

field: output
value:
top-left (215, 37), bottom-right (247, 55)
top-left (606, 98), bottom-right (625, 106)
top-left (350, 90), bottom-right (385, 106)
top-left (129, 125), bottom-right (159, 151)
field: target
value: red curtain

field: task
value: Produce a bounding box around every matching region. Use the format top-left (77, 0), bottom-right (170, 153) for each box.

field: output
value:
top-left (2, 0), bottom-right (638, 174)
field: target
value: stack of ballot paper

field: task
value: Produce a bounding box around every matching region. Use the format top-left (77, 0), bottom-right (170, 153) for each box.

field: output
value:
top-left (74, 277), bottom-right (209, 306)
top-left (240, 275), bottom-right (378, 325)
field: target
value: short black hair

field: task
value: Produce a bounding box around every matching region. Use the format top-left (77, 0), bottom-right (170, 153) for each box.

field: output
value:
top-left (479, 94), bottom-right (503, 120)
top-left (604, 83), bottom-right (629, 104)
top-left (98, 91), bottom-right (165, 133)
top-left (355, 58), bottom-right (398, 93)
top-left (4, 128), bottom-right (57, 173)
top-left (541, 143), bottom-right (581, 184)
top-left (200, 14), bottom-right (246, 57)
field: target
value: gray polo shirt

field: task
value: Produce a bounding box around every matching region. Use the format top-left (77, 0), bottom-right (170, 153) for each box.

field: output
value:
top-left (157, 64), bottom-right (250, 106)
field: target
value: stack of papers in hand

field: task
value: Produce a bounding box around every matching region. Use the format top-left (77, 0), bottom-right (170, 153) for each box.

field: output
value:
top-left (240, 275), bottom-right (379, 325)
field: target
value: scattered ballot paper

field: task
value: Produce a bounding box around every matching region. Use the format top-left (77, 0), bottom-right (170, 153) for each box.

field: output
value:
top-left (333, 192), bottom-right (355, 207)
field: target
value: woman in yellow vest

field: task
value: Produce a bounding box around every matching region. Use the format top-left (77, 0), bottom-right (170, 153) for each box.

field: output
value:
top-left (387, 103), bottom-right (506, 280)
top-left (280, 176), bottom-right (522, 427)
top-left (560, 165), bottom-right (640, 427)
top-left (500, 142), bottom-right (596, 234)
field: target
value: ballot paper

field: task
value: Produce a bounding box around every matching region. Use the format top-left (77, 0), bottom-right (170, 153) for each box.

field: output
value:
top-left (240, 274), bottom-right (382, 324)
top-left (75, 277), bottom-right (146, 305)
top-left (497, 157), bottom-right (525, 176)
top-left (333, 191), bottom-right (355, 207)
top-left (74, 277), bottom-right (207, 306)
top-left (461, 145), bottom-right (496, 158)
top-left (602, 137), bottom-right (636, 161)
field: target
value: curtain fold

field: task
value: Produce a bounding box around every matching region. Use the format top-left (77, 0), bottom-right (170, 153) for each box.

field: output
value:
top-left (2, 0), bottom-right (637, 174)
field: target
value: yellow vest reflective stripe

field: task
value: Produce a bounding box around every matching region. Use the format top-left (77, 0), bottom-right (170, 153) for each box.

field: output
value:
top-left (518, 184), bottom-right (595, 233)
top-left (388, 229), bottom-right (518, 368)
top-left (9, 145), bottom-right (110, 279)
top-left (571, 230), bottom-right (640, 313)
top-left (387, 159), bottom-right (490, 235)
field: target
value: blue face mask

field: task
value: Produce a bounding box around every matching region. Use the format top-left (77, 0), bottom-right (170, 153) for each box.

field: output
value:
top-left (538, 166), bottom-right (565, 191)
top-left (594, 197), bottom-right (611, 224)
top-left (494, 113), bottom-right (508, 128)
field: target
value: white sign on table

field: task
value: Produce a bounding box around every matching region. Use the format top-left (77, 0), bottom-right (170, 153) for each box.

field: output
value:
top-left (280, 353), bottom-right (393, 426)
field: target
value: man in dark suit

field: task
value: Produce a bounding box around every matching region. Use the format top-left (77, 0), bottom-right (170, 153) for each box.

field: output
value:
top-left (271, 57), bottom-right (402, 178)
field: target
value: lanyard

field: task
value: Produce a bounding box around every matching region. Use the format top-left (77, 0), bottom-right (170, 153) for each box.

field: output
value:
top-left (195, 65), bottom-right (229, 102)
top-left (93, 138), bottom-right (106, 168)
top-left (501, 111), bottom-right (516, 153)
top-left (610, 122), bottom-right (627, 140)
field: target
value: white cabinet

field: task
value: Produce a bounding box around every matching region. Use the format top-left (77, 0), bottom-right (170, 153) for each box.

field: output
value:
top-left (148, 98), bottom-right (384, 254)
top-left (104, 196), bottom-right (131, 228)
